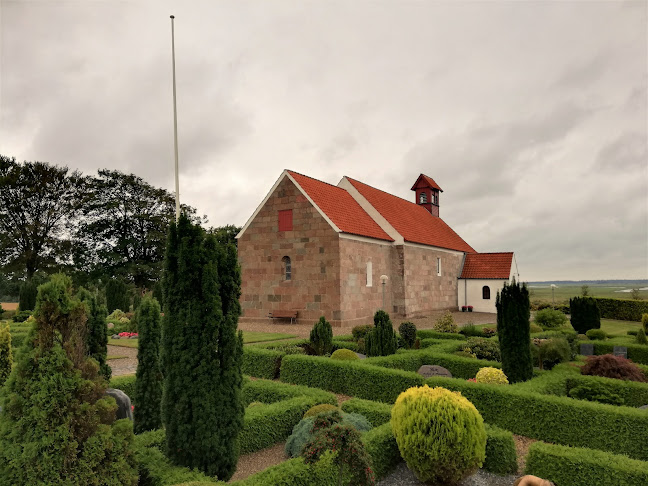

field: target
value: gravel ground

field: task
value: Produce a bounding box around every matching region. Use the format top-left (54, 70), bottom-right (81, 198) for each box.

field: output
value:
top-left (107, 344), bottom-right (137, 376)
top-left (377, 463), bottom-right (519, 486)
top-left (228, 442), bottom-right (287, 482)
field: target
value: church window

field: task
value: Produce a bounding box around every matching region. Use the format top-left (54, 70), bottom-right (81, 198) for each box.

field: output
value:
top-left (282, 256), bottom-right (291, 281)
top-left (482, 286), bottom-right (491, 300)
top-left (366, 262), bottom-right (373, 287)
top-left (437, 257), bottom-right (441, 276)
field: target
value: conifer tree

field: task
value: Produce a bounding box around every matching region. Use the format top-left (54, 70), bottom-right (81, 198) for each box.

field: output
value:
top-left (18, 279), bottom-right (38, 311)
top-left (569, 297), bottom-right (601, 334)
top-left (310, 316), bottom-right (333, 355)
top-left (0, 274), bottom-right (137, 485)
top-left (77, 286), bottom-right (111, 380)
top-left (161, 215), bottom-right (244, 480)
top-left (134, 296), bottom-right (163, 433)
top-left (0, 324), bottom-right (11, 387)
top-left (496, 278), bottom-right (533, 383)
top-left (366, 310), bottom-right (398, 357)
top-left (105, 278), bottom-right (130, 313)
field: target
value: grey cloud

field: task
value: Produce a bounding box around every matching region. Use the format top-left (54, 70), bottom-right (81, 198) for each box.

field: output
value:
top-left (594, 132), bottom-right (648, 172)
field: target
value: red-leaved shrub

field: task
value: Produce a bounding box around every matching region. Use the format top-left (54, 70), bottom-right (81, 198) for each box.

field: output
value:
top-left (580, 354), bottom-right (647, 382)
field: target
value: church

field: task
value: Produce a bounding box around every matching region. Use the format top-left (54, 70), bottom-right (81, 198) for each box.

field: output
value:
top-left (236, 170), bottom-right (515, 327)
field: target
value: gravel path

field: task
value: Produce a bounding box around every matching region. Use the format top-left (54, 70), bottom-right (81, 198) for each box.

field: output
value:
top-left (107, 344), bottom-right (137, 376)
top-left (377, 463), bottom-right (519, 486)
top-left (229, 443), bottom-right (287, 482)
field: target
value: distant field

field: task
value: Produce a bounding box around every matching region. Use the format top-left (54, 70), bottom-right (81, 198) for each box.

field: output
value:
top-left (0, 303), bottom-right (18, 311)
top-left (528, 282), bottom-right (648, 303)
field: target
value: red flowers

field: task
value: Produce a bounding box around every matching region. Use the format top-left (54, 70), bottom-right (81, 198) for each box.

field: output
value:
top-left (118, 332), bottom-right (138, 338)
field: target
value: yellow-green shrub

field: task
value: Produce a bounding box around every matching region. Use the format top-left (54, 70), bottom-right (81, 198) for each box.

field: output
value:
top-left (390, 385), bottom-right (486, 484)
top-left (303, 404), bottom-right (339, 419)
top-left (433, 311), bottom-right (458, 333)
top-left (331, 349), bottom-right (359, 361)
top-left (475, 367), bottom-right (509, 385)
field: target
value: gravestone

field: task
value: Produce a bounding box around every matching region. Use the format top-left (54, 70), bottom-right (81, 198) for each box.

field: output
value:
top-left (613, 346), bottom-right (628, 359)
top-left (418, 365), bottom-right (452, 379)
top-left (639, 405), bottom-right (648, 410)
top-left (107, 322), bottom-right (114, 329)
top-left (579, 343), bottom-right (594, 356)
top-left (111, 334), bottom-right (120, 339)
top-left (105, 388), bottom-right (133, 421)
top-left (355, 353), bottom-right (366, 360)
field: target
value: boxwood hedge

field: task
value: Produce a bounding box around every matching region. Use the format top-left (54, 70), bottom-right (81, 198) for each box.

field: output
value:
top-left (590, 341), bottom-right (648, 365)
top-left (593, 297), bottom-right (648, 322)
top-left (242, 347), bottom-right (284, 379)
top-left (525, 442), bottom-right (648, 486)
top-left (416, 330), bottom-right (467, 341)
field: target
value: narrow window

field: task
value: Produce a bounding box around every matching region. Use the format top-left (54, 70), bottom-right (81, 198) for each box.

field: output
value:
top-left (366, 262), bottom-right (373, 287)
top-left (482, 286), bottom-right (491, 300)
top-left (437, 257), bottom-right (441, 276)
top-left (282, 256), bottom-right (291, 281)
top-left (419, 192), bottom-right (427, 204)
top-left (431, 193), bottom-right (436, 204)
top-left (278, 209), bottom-right (293, 231)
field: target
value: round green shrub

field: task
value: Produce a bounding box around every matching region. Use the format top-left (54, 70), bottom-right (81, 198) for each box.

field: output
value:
top-left (398, 321), bottom-right (417, 349)
top-left (529, 323), bottom-right (543, 333)
top-left (568, 383), bottom-right (624, 406)
top-left (433, 311), bottom-right (458, 333)
top-left (330, 349), bottom-right (359, 361)
top-left (585, 329), bottom-right (607, 340)
top-left (391, 385), bottom-right (486, 484)
top-left (465, 337), bottom-right (501, 362)
top-left (303, 403), bottom-right (339, 418)
top-left (352, 324), bottom-right (373, 341)
top-left (475, 367), bottom-right (508, 385)
top-left (534, 308), bottom-right (568, 330)
top-left (532, 337), bottom-right (572, 370)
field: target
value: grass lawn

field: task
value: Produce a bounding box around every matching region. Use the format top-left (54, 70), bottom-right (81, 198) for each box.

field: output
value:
top-left (600, 318), bottom-right (642, 337)
top-left (109, 331), bottom-right (298, 349)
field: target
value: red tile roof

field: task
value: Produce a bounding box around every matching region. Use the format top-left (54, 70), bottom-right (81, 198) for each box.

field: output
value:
top-left (411, 174), bottom-right (443, 192)
top-left (287, 171), bottom-right (393, 242)
top-left (460, 252), bottom-right (513, 279)
top-left (346, 177), bottom-right (476, 253)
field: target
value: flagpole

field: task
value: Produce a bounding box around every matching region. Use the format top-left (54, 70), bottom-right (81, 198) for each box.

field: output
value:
top-left (170, 15), bottom-right (180, 222)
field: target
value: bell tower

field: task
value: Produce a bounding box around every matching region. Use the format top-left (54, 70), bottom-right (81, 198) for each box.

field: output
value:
top-left (411, 174), bottom-right (442, 217)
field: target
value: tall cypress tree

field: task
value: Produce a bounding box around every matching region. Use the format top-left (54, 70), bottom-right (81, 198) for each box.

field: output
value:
top-left (569, 297), bottom-right (601, 334)
top-left (77, 287), bottom-right (111, 381)
top-left (161, 214), bottom-right (244, 480)
top-left (18, 280), bottom-right (38, 311)
top-left (496, 278), bottom-right (533, 383)
top-left (134, 296), bottom-right (162, 433)
top-left (366, 310), bottom-right (398, 357)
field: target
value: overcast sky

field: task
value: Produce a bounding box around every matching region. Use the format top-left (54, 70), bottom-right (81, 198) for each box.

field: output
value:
top-left (1, 1), bottom-right (646, 281)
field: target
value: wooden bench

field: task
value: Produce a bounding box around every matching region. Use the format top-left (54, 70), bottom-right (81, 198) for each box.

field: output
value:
top-left (268, 310), bottom-right (298, 324)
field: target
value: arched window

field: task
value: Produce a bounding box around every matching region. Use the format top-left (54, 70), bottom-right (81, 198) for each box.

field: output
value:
top-left (282, 256), bottom-right (291, 281)
top-left (482, 286), bottom-right (490, 300)
top-left (419, 192), bottom-right (427, 204)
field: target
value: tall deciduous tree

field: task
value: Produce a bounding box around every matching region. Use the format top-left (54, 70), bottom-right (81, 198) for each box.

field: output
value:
top-left (76, 169), bottom-right (201, 288)
top-left (134, 296), bottom-right (163, 434)
top-left (161, 214), bottom-right (244, 480)
top-left (496, 278), bottom-right (533, 383)
top-left (0, 274), bottom-right (137, 485)
top-left (0, 156), bottom-right (82, 280)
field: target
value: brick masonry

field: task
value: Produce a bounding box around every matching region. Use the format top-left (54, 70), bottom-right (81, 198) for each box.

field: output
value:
top-left (238, 176), bottom-right (467, 327)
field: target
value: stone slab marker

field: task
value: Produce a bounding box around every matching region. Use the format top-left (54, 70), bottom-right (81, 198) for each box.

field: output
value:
top-left (417, 365), bottom-right (452, 379)
top-left (579, 343), bottom-right (594, 356)
top-left (105, 388), bottom-right (133, 421)
top-left (613, 346), bottom-right (628, 359)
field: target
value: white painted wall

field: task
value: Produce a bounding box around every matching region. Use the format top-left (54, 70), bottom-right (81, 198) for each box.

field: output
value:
top-left (458, 279), bottom-right (510, 313)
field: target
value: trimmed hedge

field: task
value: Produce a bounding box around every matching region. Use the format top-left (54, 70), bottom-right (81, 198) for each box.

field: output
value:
top-left (331, 340), bottom-right (359, 352)
top-left (365, 348), bottom-right (502, 379)
top-left (417, 330), bottom-right (467, 341)
top-left (565, 374), bottom-right (648, 408)
top-left (341, 398), bottom-right (517, 476)
top-left (242, 347), bottom-right (284, 379)
top-left (110, 374), bottom-right (136, 403)
top-left (594, 297), bottom-right (648, 322)
top-left (242, 377), bottom-right (335, 406)
top-left (234, 454), bottom-right (337, 486)
top-left (525, 442), bottom-right (648, 486)
top-left (590, 341), bottom-right (648, 365)
top-left (280, 354), bottom-right (648, 461)
top-left (135, 440), bottom-right (219, 485)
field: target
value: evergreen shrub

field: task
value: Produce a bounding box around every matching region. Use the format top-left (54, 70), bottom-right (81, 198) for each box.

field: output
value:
top-left (309, 316), bottom-right (333, 356)
top-left (242, 347), bottom-right (283, 379)
top-left (534, 308), bottom-right (568, 330)
top-left (475, 367), bottom-right (508, 385)
top-left (11, 310), bottom-right (31, 323)
top-left (134, 296), bottom-right (163, 433)
top-left (529, 323), bottom-right (543, 334)
top-left (0, 274), bottom-right (137, 485)
top-left (533, 337), bottom-right (572, 370)
top-left (637, 329), bottom-right (648, 345)
top-left (330, 348), bottom-right (358, 361)
top-left (592, 298), bottom-right (648, 322)
top-left (352, 324), bottom-right (374, 341)
top-left (417, 329), bottom-right (466, 340)
top-left (568, 383), bottom-right (624, 406)
top-left (459, 323), bottom-right (485, 338)
top-left (77, 287), bottom-right (111, 380)
top-left (564, 375), bottom-right (648, 408)
top-left (585, 329), bottom-right (607, 340)
top-left (105, 278), bottom-right (130, 314)
top-left (464, 337), bottom-right (501, 362)
top-left (398, 321), bottom-right (417, 349)
top-left (0, 324), bottom-right (11, 386)
top-left (570, 297), bottom-right (601, 334)
top-left (496, 278), bottom-right (533, 383)
top-left (303, 404), bottom-right (339, 418)
top-left (433, 311), bottom-right (457, 333)
top-left (365, 310), bottom-right (398, 357)
top-left (390, 385), bottom-right (486, 484)
top-left (18, 279), bottom-right (37, 311)
top-left (580, 354), bottom-right (646, 382)
top-left (643, 313), bottom-right (648, 333)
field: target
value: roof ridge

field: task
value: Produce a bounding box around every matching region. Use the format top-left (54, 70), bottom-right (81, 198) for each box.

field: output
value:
top-left (345, 175), bottom-right (424, 207)
top-left (470, 251), bottom-right (514, 255)
top-left (287, 170), bottom-right (345, 191)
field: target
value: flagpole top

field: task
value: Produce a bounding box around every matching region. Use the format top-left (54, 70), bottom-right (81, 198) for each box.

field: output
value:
top-left (170, 15), bottom-right (175, 19)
